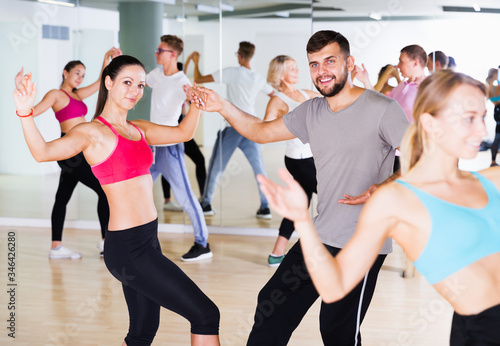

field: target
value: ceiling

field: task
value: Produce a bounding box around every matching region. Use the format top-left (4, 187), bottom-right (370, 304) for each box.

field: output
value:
top-left (26, 0), bottom-right (500, 20)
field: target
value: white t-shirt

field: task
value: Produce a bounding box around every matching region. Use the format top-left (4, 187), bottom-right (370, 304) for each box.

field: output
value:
top-left (212, 66), bottom-right (274, 116)
top-left (146, 68), bottom-right (191, 126)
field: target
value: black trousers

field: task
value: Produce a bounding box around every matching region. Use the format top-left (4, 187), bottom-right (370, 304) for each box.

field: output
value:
top-left (104, 219), bottom-right (219, 345)
top-left (161, 138), bottom-right (206, 198)
top-left (247, 241), bottom-right (386, 346)
top-left (450, 303), bottom-right (500, 345)
top-left (52, 142), bottom-right (109, 241)
top-left (278, 156), bottom-right (317, 239)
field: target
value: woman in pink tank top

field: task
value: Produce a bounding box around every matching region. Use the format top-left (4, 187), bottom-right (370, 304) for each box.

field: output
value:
top-left (14, 55), bottom-right (220, 346)
top-left (14, 47), bottom-right (121, 259)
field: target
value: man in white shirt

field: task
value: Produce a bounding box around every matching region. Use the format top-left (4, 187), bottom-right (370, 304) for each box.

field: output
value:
top-left (147, 35), bottom-right (212, 261)
top-left (188, 42), bottom-right (275, 219)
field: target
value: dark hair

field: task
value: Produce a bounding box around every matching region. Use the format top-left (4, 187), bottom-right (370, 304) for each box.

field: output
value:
top-left (378, 64), bottom-right (392, 79)
top-left (428, 51), bottom-right (448, 68)
top-left (160, 34), bottom-right (184, 55)
top-left (238, 41), bottom-right (255, 60)
top-left (61, 60), bottom-right (85, 87)
top-left (447, 56), bottom-right (456, 70)
top-left (93, 55), bottom-right (145, 119)
top-left (401, 45), bottom-right (427, 68)
top-left (306, 30), bottom-right (350, 57)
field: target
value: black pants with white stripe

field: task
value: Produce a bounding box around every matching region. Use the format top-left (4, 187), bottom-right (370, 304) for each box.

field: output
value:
top-left (247, 241), bottom-right (386, 346)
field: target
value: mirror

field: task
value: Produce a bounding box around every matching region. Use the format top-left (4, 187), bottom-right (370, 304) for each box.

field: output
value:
top-left (215, 1), bottom-right (313, 229)
top-left (3, 0), bottom-right (499, 232)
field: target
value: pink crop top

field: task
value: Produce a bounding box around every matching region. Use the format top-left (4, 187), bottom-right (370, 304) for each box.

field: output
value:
top-left (91, 117), bottom-right (153, 185)
top-left (54, 89), bottom-right (88, 123)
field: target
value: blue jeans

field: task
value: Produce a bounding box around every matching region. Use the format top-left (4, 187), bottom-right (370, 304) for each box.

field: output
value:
top-left (150, 144), bottom-right (208, 247)
top-left (200, 126), bottom-right (268, 209)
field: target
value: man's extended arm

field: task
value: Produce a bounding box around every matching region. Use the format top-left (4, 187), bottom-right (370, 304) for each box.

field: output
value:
top-left (338, 168), bottom-right (401, 205)
top-left (189, 85), bottom-right (295, 144)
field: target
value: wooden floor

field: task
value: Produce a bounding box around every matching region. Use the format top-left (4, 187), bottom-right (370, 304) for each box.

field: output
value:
top-left (0, 146), bottom-right (492, 345)
top-left (0, 226), bottom-right (454, 346)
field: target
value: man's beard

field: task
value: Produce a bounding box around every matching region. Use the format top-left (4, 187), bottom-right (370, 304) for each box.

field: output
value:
top-left (314, 69), bottom-right (348, 98)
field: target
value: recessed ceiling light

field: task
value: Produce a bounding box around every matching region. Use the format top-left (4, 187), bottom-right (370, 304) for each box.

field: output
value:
top-left (369, 12), bottom-right (382, 20)
top-left (37, 0), bottom-right (75, 7)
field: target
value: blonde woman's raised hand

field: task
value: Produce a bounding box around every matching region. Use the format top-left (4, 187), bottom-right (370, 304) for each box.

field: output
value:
top-left (13, 72), bottom-right (36, 115)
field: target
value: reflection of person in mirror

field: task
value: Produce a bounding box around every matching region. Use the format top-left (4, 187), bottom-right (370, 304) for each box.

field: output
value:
top-left (185, 41), bottom-right (275, 220)
top-left (486, 67), bottom-right (500, 167)
top-left (355, 45), bottom-right (427, 172)
top-left (146, 35), bottom-right (212, 262)
top-left (14, 47), bottom-right (120, 259)
top-left (263, 55), bottom-right (320, 268)
top-left (257, 70), bottom-right (500, 345)
top-left (353, 63), bottom-right (401, 96)
top-left (14, 55), bottom-right (220, 346)
top-left (189, 30), bottom-right (409, 345)
top-left (160, 61), bottom-right (207, 213)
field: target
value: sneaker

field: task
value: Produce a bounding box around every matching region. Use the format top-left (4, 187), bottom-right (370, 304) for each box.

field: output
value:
top-left (181, 243), bottom-right (213, 262)
top-left (97, 240), bottom-right (104, 258)
top-left (49, 246), bottom-right (82, 259)
top-left (202, 204), bottom-right (215, 216)
top-left (164, 201), bottom-right (183, 212)
top-left (256, 208), bottom-right (272, 220)
top-left (268, 254), bottom-right (285, 267)
top-left (491, 162), bottom-right (499, 167)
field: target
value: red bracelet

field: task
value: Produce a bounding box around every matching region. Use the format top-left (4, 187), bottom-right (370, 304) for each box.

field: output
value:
top-left (16, 108), bottom-right (33, 118)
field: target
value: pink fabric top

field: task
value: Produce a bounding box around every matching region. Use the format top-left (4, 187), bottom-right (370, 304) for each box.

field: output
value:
top-left (388, 80), bottom-right (420, 124)
top-left (54, 89), bottom-right (88, 123)
top-left (91, 117), bottom-right (153, 185)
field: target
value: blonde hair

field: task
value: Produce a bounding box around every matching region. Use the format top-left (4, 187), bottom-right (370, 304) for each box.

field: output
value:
top-left (267, 55), bottom-right (294, 91)
top-left (400, 70), bottom-right (485, 174)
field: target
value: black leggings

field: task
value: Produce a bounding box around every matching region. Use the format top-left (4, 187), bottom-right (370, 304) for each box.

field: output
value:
top-left (104, 219), bottom-right (219, 345)
top-left (161, 138), bottom-right (206, 198)
top-left (247, 241), bottom-right (386, 346)
top-left (450, 303), bottom-right (500, 345)
top-left (52, 139), bottom-right (109, 241)
top-left (278, 156), bottom-right (317, 239)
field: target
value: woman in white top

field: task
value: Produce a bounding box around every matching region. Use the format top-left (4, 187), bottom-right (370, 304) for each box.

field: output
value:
top-left (264, 55), bottom-right (320, 267)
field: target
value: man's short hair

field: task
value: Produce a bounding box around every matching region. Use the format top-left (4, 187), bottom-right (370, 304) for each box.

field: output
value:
top-left (401, 45), bottom-right (427, 68)
top-left (428, 51), bottom-right (448, 68)
top-left (160, 35), bottom-right (183, 55)
top-left (238, 41), bottom-right (255, 60)
top-left (306, 30), bottom-right (350, 58)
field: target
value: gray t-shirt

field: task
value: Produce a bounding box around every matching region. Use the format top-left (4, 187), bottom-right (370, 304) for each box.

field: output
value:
top-left (283, 89), bottom-right (409, 254)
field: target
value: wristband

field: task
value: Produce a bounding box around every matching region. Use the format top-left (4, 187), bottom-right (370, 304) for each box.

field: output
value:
top-left (16, 108), bottom-right (33, 118)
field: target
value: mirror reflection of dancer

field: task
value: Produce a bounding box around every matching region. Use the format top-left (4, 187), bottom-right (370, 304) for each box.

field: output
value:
top-left (258, 70), bottom-right (500, 345)
top-left (264, 55), bottom-right (320, 267)
top-left (14, 55), bottom-right (220, 346)
top-left (14, 47), bottom-right (120, 259)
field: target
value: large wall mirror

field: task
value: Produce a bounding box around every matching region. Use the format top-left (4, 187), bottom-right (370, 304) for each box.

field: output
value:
top-left (1, 0), bottom-right (500, 233)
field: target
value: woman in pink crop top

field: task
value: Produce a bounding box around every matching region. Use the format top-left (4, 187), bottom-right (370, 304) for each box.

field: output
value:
top-left (249, 71), bottom-right (500, 344)
top-left (15, 55), bottom-right (220, 346)
top-left (15, 47), bottom-right (121, 259)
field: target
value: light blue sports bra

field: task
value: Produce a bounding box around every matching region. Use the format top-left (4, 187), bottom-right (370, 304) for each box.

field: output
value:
top-left (396, 172), bottom-right (500, 284)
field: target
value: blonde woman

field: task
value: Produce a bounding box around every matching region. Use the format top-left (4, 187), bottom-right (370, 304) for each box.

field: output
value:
top-left (264, 55), bottom-right (320, 266)
top-left (257, 70), bottom-right (500, 344)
